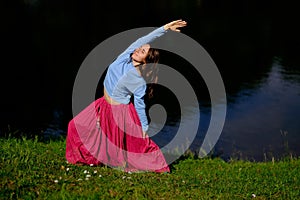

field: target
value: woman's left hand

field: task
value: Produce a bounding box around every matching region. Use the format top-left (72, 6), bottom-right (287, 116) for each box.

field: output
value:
top-left (142, 131), bottom-right (148, 139)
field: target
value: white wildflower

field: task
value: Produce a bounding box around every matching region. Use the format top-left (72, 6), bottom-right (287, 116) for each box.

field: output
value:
top-left (66, 168), bottom-right (70, 171)
top-left (122, 176), bottom-right (126, 179)
top-left (99, 175), bottom-right (102, 178)
top-left (54, 180), bottom-right (59, 183)
top-left (93, 170), bottom-right (97, 174)
top-left (90, 164), bottom-right (94, 167)
top-left (252, 194), bottom-right (256, 198)
top-left (77, 178), bottom-right (82, 181)
top-left (84, 170), bottom-right (88, 174)
top-left (86, 174), bottom-right (91, 178)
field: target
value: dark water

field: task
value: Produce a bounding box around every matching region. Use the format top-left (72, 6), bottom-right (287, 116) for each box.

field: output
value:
top-left (1, 0), bottom-right (299, 161)
top-left (217, 60), bottom-right (300, 161)
top-left (148, 51), bottom-right (300, 161)
top-left (150, 57), bottom-right (300, 161)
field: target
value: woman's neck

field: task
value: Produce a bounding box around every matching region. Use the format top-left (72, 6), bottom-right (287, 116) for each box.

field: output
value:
top-left (132, 59), bottom-right (141, 67)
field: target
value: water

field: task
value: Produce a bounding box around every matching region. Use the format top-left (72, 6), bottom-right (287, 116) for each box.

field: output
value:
top-left (1, 0), bottom-right (300, 161)
top-left (215, 59), bottom-right (300, 161)
top-left (148, 57), bottom-right (299, 161)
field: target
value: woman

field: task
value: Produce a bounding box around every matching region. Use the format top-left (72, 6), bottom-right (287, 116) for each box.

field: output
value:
top-left (66, 19), bottom-right (187, 173)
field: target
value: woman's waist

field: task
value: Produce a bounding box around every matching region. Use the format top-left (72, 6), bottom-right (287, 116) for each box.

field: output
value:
top-left (103, 88), bottom-right (130, 105)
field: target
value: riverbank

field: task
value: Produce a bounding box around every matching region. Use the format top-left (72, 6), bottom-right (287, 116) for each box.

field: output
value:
top-left (1, 136), bottom-right (299, 199)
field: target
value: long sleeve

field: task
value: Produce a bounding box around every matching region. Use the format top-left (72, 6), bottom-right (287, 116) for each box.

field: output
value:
top-left (104, 26), bottom-right (167, 132)
top-left (117, 26), bottom-right (167, 59)
top-left (122, 70), bottom-right (149, 132)
top-left (133, 84), bottom-right (148, 132)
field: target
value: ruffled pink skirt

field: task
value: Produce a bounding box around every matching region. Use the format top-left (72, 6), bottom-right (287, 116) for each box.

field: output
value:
top-left (66, 97), bottom-right (170, 173)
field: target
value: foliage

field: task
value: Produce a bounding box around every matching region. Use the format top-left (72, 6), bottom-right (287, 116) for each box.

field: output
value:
top-left (1, 136), bottom-right (299, 199)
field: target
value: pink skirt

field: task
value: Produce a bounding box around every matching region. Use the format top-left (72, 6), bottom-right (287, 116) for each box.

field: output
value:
top-left (66, 97), bottom-right (170, 173)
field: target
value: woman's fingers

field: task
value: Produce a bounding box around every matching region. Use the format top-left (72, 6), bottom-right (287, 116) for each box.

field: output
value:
top-left (164, 19), bottom-right (187, 31)
top-left (173, 19), bottom-right (187, 25)
top-left (142, 131), bottom-right (148, 139)
top-left (169, 20), bottom-right (187, 31)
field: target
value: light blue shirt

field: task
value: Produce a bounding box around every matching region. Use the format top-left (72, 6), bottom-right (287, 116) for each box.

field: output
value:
top-left (103, 26), bottom-right (167, 132)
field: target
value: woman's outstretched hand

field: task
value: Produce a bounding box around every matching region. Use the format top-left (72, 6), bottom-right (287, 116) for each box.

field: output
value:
top-left (164, 19), bottom-right (187, 32)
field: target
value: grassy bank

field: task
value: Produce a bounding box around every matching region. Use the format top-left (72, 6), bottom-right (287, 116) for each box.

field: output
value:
top-left (1, 136), bottom-right (299, 199)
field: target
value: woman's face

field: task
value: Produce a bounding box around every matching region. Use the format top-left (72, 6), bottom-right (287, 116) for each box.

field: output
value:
top-left (131, 44), bottom-right (150, 63)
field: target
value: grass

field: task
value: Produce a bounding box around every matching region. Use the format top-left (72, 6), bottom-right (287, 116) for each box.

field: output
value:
top-left (1, 136), bottom-right (300, 199)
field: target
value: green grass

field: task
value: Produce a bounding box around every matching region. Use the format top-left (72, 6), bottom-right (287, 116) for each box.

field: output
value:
top-left (1, 136), bottom-right (299, 200)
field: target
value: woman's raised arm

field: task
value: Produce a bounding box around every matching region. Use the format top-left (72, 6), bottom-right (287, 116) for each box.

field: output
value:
top-left (118, 19), bottom-right (187, 59)
top-left (163, 19), bottom-right (187, 32)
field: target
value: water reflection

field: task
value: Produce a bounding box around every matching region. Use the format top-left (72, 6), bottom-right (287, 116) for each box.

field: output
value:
top-left (150, 57), bottom-right (300, 161)
top-left (212, 58), bottom-right (300, 161)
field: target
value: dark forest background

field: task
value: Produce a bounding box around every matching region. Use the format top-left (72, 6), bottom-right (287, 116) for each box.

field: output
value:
top-left (1, 0), bottom-right (299, 137)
